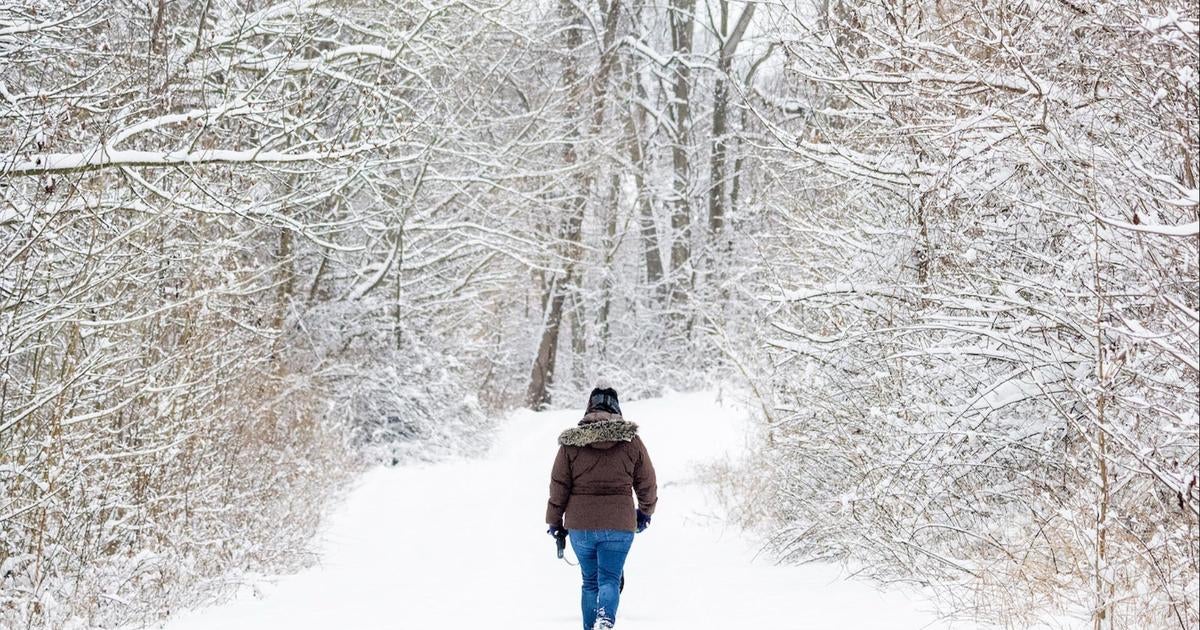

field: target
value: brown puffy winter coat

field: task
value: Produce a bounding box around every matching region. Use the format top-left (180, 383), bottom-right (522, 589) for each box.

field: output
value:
top-left (545, 410), bottom-right (658, 532)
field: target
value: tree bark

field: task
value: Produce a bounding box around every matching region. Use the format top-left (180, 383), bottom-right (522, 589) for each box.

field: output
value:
top-left (598, 169), bottom-right (620, 354)
top-left (667, 0), bottom-right (696, 314)
top-left (707, 2), bottom-right (755, 237)
top-left (274, 227), bottom-right (294, 329)
top-left (527, 277), bottom-right (568, 409)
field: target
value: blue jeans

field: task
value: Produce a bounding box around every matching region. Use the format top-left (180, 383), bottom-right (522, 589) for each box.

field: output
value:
top-left (569, 529), bottom-right (634, 630)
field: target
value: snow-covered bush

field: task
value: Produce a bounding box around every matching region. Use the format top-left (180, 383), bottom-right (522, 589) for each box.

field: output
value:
top-left (0, 1), bottom-right (506, 626)
top-left (735, 0), bottom-right (1200, 627)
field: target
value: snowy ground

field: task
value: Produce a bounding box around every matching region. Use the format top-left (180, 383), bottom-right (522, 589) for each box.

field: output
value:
top-left (154, 391), bottom-right (986, 630)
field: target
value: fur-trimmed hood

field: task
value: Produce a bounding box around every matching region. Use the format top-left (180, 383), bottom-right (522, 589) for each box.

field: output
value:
top-left (558, 412), bottom-right (638, 448)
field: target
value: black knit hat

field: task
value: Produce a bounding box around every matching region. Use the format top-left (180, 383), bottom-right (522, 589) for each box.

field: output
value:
top-left (586, 386), bottom-right (621, 415)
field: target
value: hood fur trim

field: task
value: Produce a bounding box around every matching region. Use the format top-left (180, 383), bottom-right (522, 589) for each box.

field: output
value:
top-left (558, 419), bottom-right (638, 447)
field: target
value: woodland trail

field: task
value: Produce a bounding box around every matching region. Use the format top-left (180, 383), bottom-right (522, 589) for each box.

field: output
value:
top-left (156, 391), bottom-right (980, 630)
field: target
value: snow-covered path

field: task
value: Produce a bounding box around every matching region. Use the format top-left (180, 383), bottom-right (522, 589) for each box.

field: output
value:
top-left (160, 391), bottom-right (977, 630)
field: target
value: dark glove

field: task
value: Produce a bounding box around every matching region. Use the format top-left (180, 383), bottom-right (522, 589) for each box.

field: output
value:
top-left (636, 510), bottom-right (651, 533)
top-left (547, 524), bottom-right (567, 539)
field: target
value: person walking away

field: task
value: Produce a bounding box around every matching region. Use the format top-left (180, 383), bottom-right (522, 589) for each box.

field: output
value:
top-left (545, 385), bottom-right (657, 630)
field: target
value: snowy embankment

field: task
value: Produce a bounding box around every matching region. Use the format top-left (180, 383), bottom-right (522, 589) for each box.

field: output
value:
top-left (151, 391), bottom-right (982, 630)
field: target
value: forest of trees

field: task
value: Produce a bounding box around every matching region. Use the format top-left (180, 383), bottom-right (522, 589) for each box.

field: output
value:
top-left (1, 0), bottom-right (1196, 628)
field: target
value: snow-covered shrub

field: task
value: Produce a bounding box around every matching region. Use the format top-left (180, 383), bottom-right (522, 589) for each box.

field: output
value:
top-left (287, 299), bottom-right (493, 466)
top-left (0, 1), bottom-right (503, 627)
top-left (0, 206), bottom-right (356, 628)
top-left (735, 0), bottom-right (1200, 627)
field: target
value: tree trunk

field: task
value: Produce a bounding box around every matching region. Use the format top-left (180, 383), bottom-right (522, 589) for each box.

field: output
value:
top-left (274, 227), bottom-right (294, 330)
top-left (1091, 219), bottom-right (1114, 630)
top-left (527, 278), bottom-right (567, 409)
top-left (598, 170), bottom-right (620, 354)
top-left (705, 2), bottom-right (754, 302)
top-left (707, 2), bottom-right (754, 237)
top-left (667, 0), bottom-right (696, 314)
top-left (708, 75), bottom-right (729, 235)
top-left (570, 289), bottom-right (587, 362)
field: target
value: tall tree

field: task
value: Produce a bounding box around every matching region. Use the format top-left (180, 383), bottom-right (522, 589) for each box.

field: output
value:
top-left (666, 0), bottom-right (697, 317)
top-left (706, 0), bottom-right (755, 238)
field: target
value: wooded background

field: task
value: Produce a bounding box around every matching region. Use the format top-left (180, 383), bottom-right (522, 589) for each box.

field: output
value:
top-left (2, 0), bottom-right (1197, 628)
